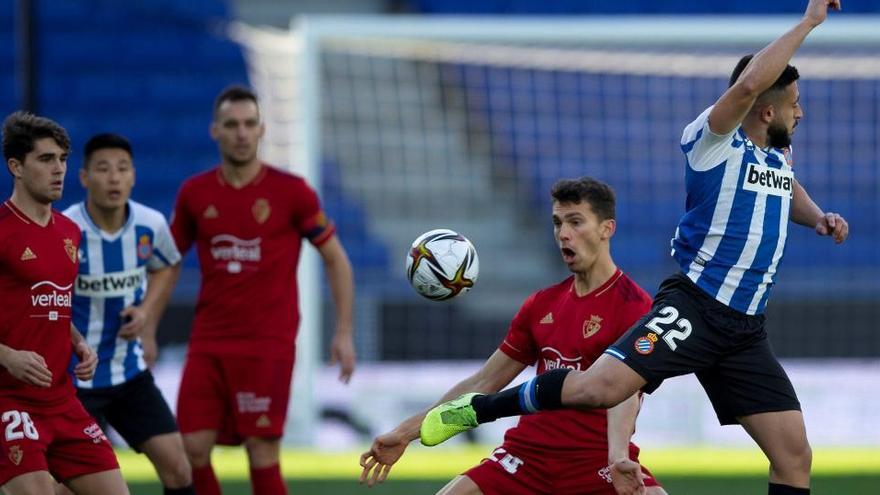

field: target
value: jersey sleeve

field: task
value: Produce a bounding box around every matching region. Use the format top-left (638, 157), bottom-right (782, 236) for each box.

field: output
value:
top-left (499, 293), bottom-right (539, 365)
top-left (148, 215), bottom-right (182, 271)
top-left (170, 183), bottom-right (196, 255)
top-left (681, 105), bottom-right (741, 172)
top-left (292, 181), bottom-right (336, 247)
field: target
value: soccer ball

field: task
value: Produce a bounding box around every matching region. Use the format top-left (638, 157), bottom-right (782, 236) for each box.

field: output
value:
top-left (406, 229), bottom-right (479, 301)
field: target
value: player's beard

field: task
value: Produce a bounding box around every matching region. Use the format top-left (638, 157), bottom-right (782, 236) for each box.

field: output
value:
top-left (223, 150), bottom-right (257, 167)
top-left (767, 121), bottom-right (792, 149)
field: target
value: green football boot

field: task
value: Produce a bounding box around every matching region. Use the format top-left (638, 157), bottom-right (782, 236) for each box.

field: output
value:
top-left (420, 392), bottom-right (482, 446)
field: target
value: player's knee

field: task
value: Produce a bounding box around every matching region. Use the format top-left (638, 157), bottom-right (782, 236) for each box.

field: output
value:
top-left (182, 438), bottom-right (212, 467)
top-left (160, 461), bottom-right (194, 488)
top-left (244, 437), bottom-right (281, 468)
top-left (770, 440), bottom-right (812, 478)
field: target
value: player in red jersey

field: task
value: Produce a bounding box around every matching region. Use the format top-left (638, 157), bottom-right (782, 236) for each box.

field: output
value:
top-left (360, 178), bottom-right (666, 495)
top-left (0, 112), bottom-right (127, 494)
top-left (171, 86), bottom-right (356, 495)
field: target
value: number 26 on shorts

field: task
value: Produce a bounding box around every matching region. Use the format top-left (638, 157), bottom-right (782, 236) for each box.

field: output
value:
top-left (645, 306), bottom-right (692, 351)
top-left (2, 410), bottom-right (39, 441)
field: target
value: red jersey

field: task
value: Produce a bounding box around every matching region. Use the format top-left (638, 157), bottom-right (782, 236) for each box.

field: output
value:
top-left (499, 269), bottom-right (652, 454)
top-left (171, 165), bottom-right (335, 357)
top-left (0, 201), bottom-right (80, 411)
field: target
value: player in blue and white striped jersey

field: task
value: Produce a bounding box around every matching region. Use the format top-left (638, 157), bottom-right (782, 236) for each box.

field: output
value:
top-left (418, 3), bottom-right (849, 495)
top-left (61, 134), bottom-right (194, 495)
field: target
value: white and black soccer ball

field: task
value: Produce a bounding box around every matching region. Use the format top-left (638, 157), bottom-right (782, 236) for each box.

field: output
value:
top-left (406, 229), bottom-right (479, 301)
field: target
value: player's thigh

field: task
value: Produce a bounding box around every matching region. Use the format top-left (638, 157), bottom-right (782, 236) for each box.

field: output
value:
top-left (139, 432), bottom-right (191, 485)
top-left (45, 403), bottom-right (119, 487)
top-left (1, 471), bottom-right (55, 495)
top-left (63, 469), bottom-right (128, 495)
top-left (739, 410), bottom-right (811, 469)
top-left (222, 355), bottom-right (294, 441)
top-left (696, 334), bottom-right (800, 426)
top-left (436, 475), bottom-right (483, 495)
top-left (104, 371), bottom-right (179, 453)
top-left (177, 353), bottom-right (228, 435)
top-left (463, 446), bottom-right (551, 495)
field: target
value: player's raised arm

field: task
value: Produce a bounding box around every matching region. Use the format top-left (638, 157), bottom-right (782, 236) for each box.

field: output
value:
top-left (709, 0), bottom-right (840, 135)
top-left (359, 350), bottom-right (526, 487)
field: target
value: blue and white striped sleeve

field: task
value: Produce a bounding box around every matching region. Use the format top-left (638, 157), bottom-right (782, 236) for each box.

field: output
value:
top-left (148, 215), bottom-right (182, 271)
top-left (680, 106), bottom-right (740, 172)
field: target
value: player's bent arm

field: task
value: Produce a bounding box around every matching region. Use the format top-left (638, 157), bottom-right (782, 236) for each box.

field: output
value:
top-left (708, 1), bottom-right (836, 135)
top-left (790, 179), bottom-right (824, 227)
top-left (606, 393), bottom-right (641, 465)
top-left (395, 350), bottom-right (527, 442)
top-left (141, 263), bottom-right (181, 331)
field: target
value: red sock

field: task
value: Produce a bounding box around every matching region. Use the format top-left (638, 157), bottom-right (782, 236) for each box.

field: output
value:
top-left (192, 464), bottom-right (221, 495)
top-left (250, 464), bottom-right (287, 495)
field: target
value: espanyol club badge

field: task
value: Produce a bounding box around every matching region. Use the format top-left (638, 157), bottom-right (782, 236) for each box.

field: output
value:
top-left (634, 336), bottom-right (654, 355)
top-left (137, 234), bottom-right (152, 260)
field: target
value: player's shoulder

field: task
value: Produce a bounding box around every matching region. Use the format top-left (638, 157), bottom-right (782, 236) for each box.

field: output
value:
top-left (128, 200), bottom-right (170, 227)
top-left (263, 164), bottom-right (311, 188)
top-left (60, 202), bottom-right (85, 224)
top-left (528, 276), bottom-right (575, 305)
top-left (613, 271), bottom-right (653, 306)
top-left (52, 208), bottom-right (82, 235)
top-left (179, 167), bottom-right (220, 193)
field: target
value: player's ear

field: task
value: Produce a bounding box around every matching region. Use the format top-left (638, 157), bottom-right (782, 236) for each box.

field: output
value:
top-left (600, 218), bottom-right (616, 240)
top-left (79, 167), bottom-right (88, 188)
top-left (7, 158), bottom-right (22, 179)
top-left (209, 121), bottom-right (219, 141)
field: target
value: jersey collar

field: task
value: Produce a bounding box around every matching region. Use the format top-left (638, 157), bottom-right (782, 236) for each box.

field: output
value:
top-left (79, 200), bottom-right (134, 242)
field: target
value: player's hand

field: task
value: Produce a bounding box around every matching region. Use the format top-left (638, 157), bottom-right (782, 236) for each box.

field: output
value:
top-left (815, 212), bottom-right (849, 244)
top-left (610, 457), bottom-right (646, 495)
top-left (141, 334), bottom-right (159, 368)
top-left (803, 0), bottom-right (841, 27)
top-left (359, 430), bottom-right (410, 487)
top-left (73, 341), bottom-right (98, 381)
top-left (330, 330), bottom-right (356, 384)
top-left (0, 349), bottom-right (52, 388)
top-left (118, 305), bottom-right (147, 340)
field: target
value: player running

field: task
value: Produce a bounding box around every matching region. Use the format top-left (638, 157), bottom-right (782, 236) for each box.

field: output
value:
top-left (420, 2), bottom-right (848, 495)
top-left (60, 133), bottom-right (193, 495)
top-left (361, 178), bottom-right (666, 495)
top-left (0, 112), bottom-right (128, 494)
top-left (171, 85), bottom-right (357, 495)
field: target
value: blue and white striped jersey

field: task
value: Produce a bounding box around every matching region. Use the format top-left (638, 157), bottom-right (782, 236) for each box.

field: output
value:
top-left (672, 106), bottom-right (794, 315)
top-left (63, 200), bottom-right (181, 388)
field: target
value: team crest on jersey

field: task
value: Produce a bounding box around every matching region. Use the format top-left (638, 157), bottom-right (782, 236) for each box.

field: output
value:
top-left (252, 198), bottom-right (271, 224)
top-left (634, 336), bottom-right (654, 355)
top-left (63, 239), bottom-right (77, 264)
top-left (8, 445), bottom-right (22, 466)
top-left (137, 234), bottom-right (152, 260)
top-left (83, 422), bottom-right (108, 444)
top-left (583, 315), bottom-right (602, 338)
top-left (783, 147), bottom-right (793, 167)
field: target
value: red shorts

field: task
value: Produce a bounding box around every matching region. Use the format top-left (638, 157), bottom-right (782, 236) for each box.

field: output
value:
top-left (464, 442), bottom-right (660, 495)
top-left (177, 352), bottom-right (295, 445)
top-left (0, 398), bottom-right (118, 485)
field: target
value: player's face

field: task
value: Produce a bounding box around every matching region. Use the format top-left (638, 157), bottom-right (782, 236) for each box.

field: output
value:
top-left (552, 200), bottom-right (615, 273)
top-left (81, 148), bottom-right (135, 211)
top-left (211, 99), bottom-right (264, 167)
top-left (8, 138), bottom-right (68, 204)
top-left (767, 82), bottom-right (803, 149)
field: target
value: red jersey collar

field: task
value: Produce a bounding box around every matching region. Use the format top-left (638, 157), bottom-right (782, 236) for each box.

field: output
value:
top-left (3, 200), bottom-right (55, 227)
top-left (570, 268), bottom-right (623, 299)
top-left (215, 163), bottom-right (269, 189)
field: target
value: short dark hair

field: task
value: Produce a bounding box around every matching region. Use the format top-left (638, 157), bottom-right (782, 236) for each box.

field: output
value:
top-left (550, 177), bottom-right (616, 221)
top-left (2, 111), bottom-right (70, 163)
top-left (213, 85), bottom-right (259, 120)
top-left (83, 133), bottom-right (133, 166)
top-left (729, 54), bottom-right (800, 93)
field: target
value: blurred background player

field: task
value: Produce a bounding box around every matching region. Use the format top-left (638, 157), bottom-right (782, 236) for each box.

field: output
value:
top-left (170, 85), bottom-right (357, 495)
top-left (0, 112), bottom-right (127, 494)
top-left (420, 2), bottom-right (850, 494)
top-left (361, 178), bottom-right (666, 495)
top-left (60, 133), bottom-right (193, 495)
